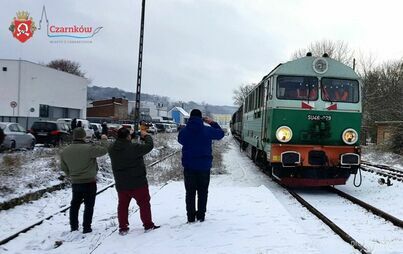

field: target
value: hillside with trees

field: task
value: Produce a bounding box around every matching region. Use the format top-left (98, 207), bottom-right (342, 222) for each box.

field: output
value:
top-left (87, 86), bottom-right (237, 115)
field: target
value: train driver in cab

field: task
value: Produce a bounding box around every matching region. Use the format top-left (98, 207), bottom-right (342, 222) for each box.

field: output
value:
top-left (297, 84), bottom-right (317, 100)
top-left (334, 86), bottom-right (349, 101)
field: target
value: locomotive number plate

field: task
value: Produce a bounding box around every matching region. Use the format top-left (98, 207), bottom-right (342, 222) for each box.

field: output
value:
top-left (307, 114), bottom-right (332, 121)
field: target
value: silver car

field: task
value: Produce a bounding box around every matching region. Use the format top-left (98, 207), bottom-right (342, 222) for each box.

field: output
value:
top-left (0, 122), bottom-right (36, 150)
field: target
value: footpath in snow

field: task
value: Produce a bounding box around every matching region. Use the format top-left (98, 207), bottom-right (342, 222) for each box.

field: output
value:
top-left (94, 182), bottom-right (319, 254)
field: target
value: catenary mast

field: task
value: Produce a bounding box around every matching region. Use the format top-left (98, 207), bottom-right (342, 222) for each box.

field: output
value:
top-left (134, 0), bottom-right (146, 125)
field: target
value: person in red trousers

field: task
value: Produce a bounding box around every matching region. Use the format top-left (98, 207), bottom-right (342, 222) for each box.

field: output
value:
top-left (108, 127), bottom-right (159, 235)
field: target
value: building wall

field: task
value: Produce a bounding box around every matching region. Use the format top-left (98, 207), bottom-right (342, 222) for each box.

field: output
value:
top-left (87, 104), bottom-right (115, 118)
top-left (212, 114), bottom-right (232, 126)
top-left (376, 125), bottom-right (392, 145)
top-left (172, 110), bottom-right (180, 124)
top-left (0, 59), bottom-right (88, 119)
top-left (128, 100), bottom-right (168, 118)
top-left (0, 60), bottom-right (20, 116)
top-left (87, 98), bottom-right (128, 120)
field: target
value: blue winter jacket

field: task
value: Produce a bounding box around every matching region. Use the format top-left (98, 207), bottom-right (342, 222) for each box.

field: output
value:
top-left (178, 116), bottom-right (225, 171)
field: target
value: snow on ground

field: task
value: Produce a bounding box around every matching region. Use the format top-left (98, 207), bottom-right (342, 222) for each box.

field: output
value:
top-left (1, 136), bottom-right (402, 253)
top-left (0, 138), bottom-right (351, 254)
top-left (0, 148), bottom-right (63, 203)
top-left (362, 145), bottom-right (403, 171)
top-left (95, 183), bottom-right (320, 254)
top-left (299, 189), bottom-right (403, 253)
top-left (338, 172), bottom-right (403, 219)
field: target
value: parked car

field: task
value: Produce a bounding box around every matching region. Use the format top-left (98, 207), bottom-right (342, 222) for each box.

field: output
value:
top-left (121, 124), bottom-right (135, 133)
top-left (164, 124), bottom-right (177, 133)
top-left (147, 124), bottom-right (158, 134)
top-left (30, 121), bottom-right (71, 146)
top-left (154, 123), bottom-right (166, 133)
top-left (90, 123), bottom-right (102, 139)
top-left (0, 122), bottom-right (36, 150)
top-left (57, 118), bottom-right (94, 139)
top-left (107, 123), bottom-right (121, 138)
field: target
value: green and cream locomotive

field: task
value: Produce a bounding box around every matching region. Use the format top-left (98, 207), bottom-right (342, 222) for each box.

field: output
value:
top-left (231, 54), bottom-right (361, 186)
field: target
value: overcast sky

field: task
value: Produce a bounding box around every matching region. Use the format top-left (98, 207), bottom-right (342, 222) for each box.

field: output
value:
top-left (1, 0), bottom-right (402, 106)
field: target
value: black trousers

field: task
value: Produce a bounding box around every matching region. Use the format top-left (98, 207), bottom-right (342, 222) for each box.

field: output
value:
top-left (70, 182), bottom-right (97, 230)
top-left (184, 170), bottom-right (210, 220)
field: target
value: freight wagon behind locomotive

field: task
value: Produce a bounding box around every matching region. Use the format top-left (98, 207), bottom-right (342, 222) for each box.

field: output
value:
top-left (230, 53), bottom-right (362, 187)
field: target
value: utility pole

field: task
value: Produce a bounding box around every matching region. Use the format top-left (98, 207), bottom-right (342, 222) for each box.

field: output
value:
top-left (134, 0), bottom-right (146, 126)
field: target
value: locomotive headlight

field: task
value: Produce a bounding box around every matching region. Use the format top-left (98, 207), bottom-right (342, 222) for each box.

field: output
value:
top-left (276, 126), bottom-right (293, 143)
top-left (342, 128), bottom-right (358, 145)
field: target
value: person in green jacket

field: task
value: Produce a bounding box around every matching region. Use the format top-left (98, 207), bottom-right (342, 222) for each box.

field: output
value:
top-left (108, 127), bottom-right (159, 235)
top-left (61, 127), bottom-right (108, 233)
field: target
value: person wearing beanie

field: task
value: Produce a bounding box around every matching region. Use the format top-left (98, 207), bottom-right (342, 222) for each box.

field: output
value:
top-left (178, 109), bottom-right (224, 223)
top-left (108, 127), bottom-right (160, 235)
top-left (60, 127), bottom-right (108, 233)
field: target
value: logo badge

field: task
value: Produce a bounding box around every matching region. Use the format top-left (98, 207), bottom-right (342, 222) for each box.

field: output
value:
top-left (9, 11), bottom-right (37, 43)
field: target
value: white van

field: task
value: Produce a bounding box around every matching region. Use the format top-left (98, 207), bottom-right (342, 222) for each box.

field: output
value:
top-left (57, 118), bottom-right (94, 139)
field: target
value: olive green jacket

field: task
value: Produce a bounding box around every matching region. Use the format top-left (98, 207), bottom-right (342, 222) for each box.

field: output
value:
top-left (60, 140), bottom-right (108, 184)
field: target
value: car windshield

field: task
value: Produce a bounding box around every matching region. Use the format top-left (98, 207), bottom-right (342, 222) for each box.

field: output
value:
top-left (32, 122), bottom-right (57, 131)
top-left (0, 123), bottom-right (6, 130)
top-left (277, 76), bottom-right (319, 100)
top-left (321, 78), bottom-right (359, 103)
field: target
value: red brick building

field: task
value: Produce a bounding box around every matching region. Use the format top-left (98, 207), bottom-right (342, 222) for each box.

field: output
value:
top-left (376, 121), bottom-right (403, 145)
top-left (87, 97), bottom-right (128, 120)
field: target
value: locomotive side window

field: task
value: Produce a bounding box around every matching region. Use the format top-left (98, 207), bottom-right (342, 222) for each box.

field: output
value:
top-left (277, 76), bottom-right (318, 100)
top-left (321, 78), bottom-right (359, 103)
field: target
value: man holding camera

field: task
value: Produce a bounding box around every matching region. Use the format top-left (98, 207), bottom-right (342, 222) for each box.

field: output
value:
top-left (178, 109), bottom-right (225, 223)
top-left (108, 128), bottom-right (159, 235)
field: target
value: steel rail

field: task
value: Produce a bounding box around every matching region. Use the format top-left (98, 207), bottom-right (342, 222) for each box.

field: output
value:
top-left (327, 187), bottom-right (403, 228)
top-left (286, 188), bottom-right (370, 254)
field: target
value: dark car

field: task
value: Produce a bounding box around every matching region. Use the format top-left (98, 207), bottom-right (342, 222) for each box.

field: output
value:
top-left (154, 123), bottom-right (166, 133)
top-left (30, 121), bottom-right (71, 146)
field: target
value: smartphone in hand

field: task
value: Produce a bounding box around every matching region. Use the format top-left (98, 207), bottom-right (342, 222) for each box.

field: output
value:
top-left (203, 117), bottom-right (213, 124)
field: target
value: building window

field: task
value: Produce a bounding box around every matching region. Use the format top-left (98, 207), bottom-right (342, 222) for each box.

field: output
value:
top-left (39, 104), bottom-right (49, 118)
top-left (2, 67), bottom-right (7, 72)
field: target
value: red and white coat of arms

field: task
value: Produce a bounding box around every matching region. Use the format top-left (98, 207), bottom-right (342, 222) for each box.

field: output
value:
top-left (9, 11), bottom-right (37, 43)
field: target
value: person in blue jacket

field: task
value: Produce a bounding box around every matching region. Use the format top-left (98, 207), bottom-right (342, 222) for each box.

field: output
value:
top-left (178, 109), bottom-right (224, 222)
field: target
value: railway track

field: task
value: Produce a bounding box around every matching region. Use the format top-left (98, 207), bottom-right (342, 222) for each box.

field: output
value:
top-left (286, 186), bottom-right (403, 254)
top-left (0, 150), bottom-right (180, 246)
top-left (0, 146), bottom-right (170, 211)
top-left (360, 161), bottom-right (403, 182)
top-left (233, 136), bottom-right (403, 252)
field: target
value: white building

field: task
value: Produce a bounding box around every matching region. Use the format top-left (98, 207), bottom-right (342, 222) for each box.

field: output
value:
top-left (0, 59), bottom-right (88, 127)
top-left (128, 100), bottom-right (168, 120)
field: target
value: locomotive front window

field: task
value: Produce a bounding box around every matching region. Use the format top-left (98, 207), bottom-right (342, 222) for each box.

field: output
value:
top-left (321, 78), bottom-right (359, 103)
top-left (277, 76), bottom-right (318, 101)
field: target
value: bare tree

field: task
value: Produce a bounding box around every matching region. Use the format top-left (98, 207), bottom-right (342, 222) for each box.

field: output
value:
top-left (47, 59), bottom-right (86, 78)
top-left (362, 58), bottom-right (403, 150)
top-left (292, 39), bottom-right (354, 66)
top-left (232, 83), bottom-right (255, 106)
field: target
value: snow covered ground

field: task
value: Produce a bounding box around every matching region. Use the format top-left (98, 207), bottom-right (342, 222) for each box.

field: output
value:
top-left (0, 136), bottom-right (402, 253)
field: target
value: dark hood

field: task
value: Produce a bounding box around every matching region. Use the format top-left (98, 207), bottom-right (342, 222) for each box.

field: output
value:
top-left (111, 139), bottom-right (131, 151)
top-left (187, 116), bottom-right (204, 131)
